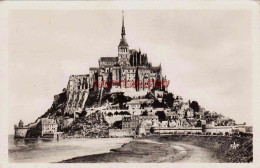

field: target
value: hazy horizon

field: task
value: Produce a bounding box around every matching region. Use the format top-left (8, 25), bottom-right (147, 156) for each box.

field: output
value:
top-left (8, 10), bottom-right (253, 134)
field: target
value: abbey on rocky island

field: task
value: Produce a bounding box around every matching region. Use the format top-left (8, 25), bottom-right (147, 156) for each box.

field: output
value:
top-left (14, 12), bottom-right (245, 140)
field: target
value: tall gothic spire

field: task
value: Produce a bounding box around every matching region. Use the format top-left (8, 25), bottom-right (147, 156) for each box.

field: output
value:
top-left (119, 11), bottom-right (128, 47)
top-left (121, 11), bottom-right (126, 39)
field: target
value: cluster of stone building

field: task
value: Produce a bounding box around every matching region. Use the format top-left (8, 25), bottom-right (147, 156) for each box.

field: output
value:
top-left (105, 95), bottom-right (250, 137)
top-left (14, 118), bottom-right (59, 138)
top-left (14, 92), bottom-right (251, 138)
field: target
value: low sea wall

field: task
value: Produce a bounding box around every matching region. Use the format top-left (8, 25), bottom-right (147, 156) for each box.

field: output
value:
top-left (152, 126), bottom-right (247, 135)
top-left (109, 129), bottom-right (134, 137)
top-left (204, 126), bottom-right (233, 134)
top-left (152, 127), bottom-right (202, 134)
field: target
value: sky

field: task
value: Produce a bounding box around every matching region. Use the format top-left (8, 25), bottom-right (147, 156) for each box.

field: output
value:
top-left (8, 9), bottom-right (252, 134)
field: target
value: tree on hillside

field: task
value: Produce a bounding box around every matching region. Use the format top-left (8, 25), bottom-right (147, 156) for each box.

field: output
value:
top-left (190, 101), bottom-right (200, 112)
top-left (79, 110), bottom-right (87, 118)
top-left (101, 94), bottom-right (111, 104)
top-left (123, 111), bottom-right (131, 115)
top-left (119, 111), bottom-right (125, 115)
top-left (141, 102), bottom-right (149, 109)
top-left (135, 67), bottom-right (139, 91)
top-left (107, 112), bottom-right (113, 117)
top-left (140, 110), bottom-right (148, 116)
top-left (151, 99), bottom-right (166, 108)
top-left (114, 92), bottom-right (131, 109)
top-left (155, 111), bottom-right (166, 122)
top-left (112, 120), bottom-right (122, 129)
top-left (102, 92), bottom-right (131, 109)
top-left (164, 93), bottom-right (175, 108)
top-left (145, 92), bottom-right (156, 100)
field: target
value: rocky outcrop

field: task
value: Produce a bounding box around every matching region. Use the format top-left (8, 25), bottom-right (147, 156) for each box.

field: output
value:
top-left (40, 90), bottom-right (67, 118)
top-left (62, 111), bottom-right (109, 138)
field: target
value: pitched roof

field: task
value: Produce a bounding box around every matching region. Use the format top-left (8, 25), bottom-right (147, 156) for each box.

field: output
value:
top-left (41, 118), bottom-right (57, 125)
top-left (129, 49), bottom-right (137, 54)
top-left (123, 66), bottom-right (136, 70)
top-left (112, 66), bottom-right (121, 69)
top-left (126, 101), bottom-right (142, 105)
top-left (89, 67), bottom-right (99, 70)
top-left (180, 119), bottom-right (189, 124)
top-left (138, 66), bottom-right (149, 70)
top-left (102, 65), bottom-right (115, 68)
top-left (100, 57), bottom-right (118, 62)
top-left (151, 66), bottom-right (161, 73)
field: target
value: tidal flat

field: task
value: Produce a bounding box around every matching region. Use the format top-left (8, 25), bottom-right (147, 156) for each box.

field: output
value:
top-left (60, 135), bottom-right (252, 163)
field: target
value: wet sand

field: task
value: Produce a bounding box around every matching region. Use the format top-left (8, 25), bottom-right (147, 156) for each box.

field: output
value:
top-left (59, 137), bottom-right (219, 163)
top-left (172, 142), bottom-right (218, 163)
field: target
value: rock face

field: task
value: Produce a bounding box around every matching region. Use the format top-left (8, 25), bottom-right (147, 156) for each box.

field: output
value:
top-left (62, 111), bottom-right (109, 138)
top-left (40, 90), bottom-right (67, 118)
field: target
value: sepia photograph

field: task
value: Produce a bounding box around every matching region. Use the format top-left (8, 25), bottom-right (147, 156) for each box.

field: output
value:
top-left (0, 1), bottom-right (259, 167)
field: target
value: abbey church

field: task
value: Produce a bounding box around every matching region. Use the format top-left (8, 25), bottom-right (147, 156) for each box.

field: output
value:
top-left (65, 12), bottom-right (169, 114)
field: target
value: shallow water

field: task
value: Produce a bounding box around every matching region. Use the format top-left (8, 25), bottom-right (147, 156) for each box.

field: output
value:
top-left (8, 135), bottom-right (132, 163)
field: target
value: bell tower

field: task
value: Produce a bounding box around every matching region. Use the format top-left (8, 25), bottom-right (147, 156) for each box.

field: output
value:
top-left (118, 11), bottom-right (130, 66)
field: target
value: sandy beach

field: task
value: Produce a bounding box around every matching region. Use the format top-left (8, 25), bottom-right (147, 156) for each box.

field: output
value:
top-left (59, 139), bottom-right (180, 163)
top-left (59, 135), bottom-right (252, 163)
top-left (59, 136), bottom-right (219, 163)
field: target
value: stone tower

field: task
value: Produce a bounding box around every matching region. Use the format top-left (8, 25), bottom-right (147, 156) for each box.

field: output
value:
top-left (118, 11), bottom-right (130, 66)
